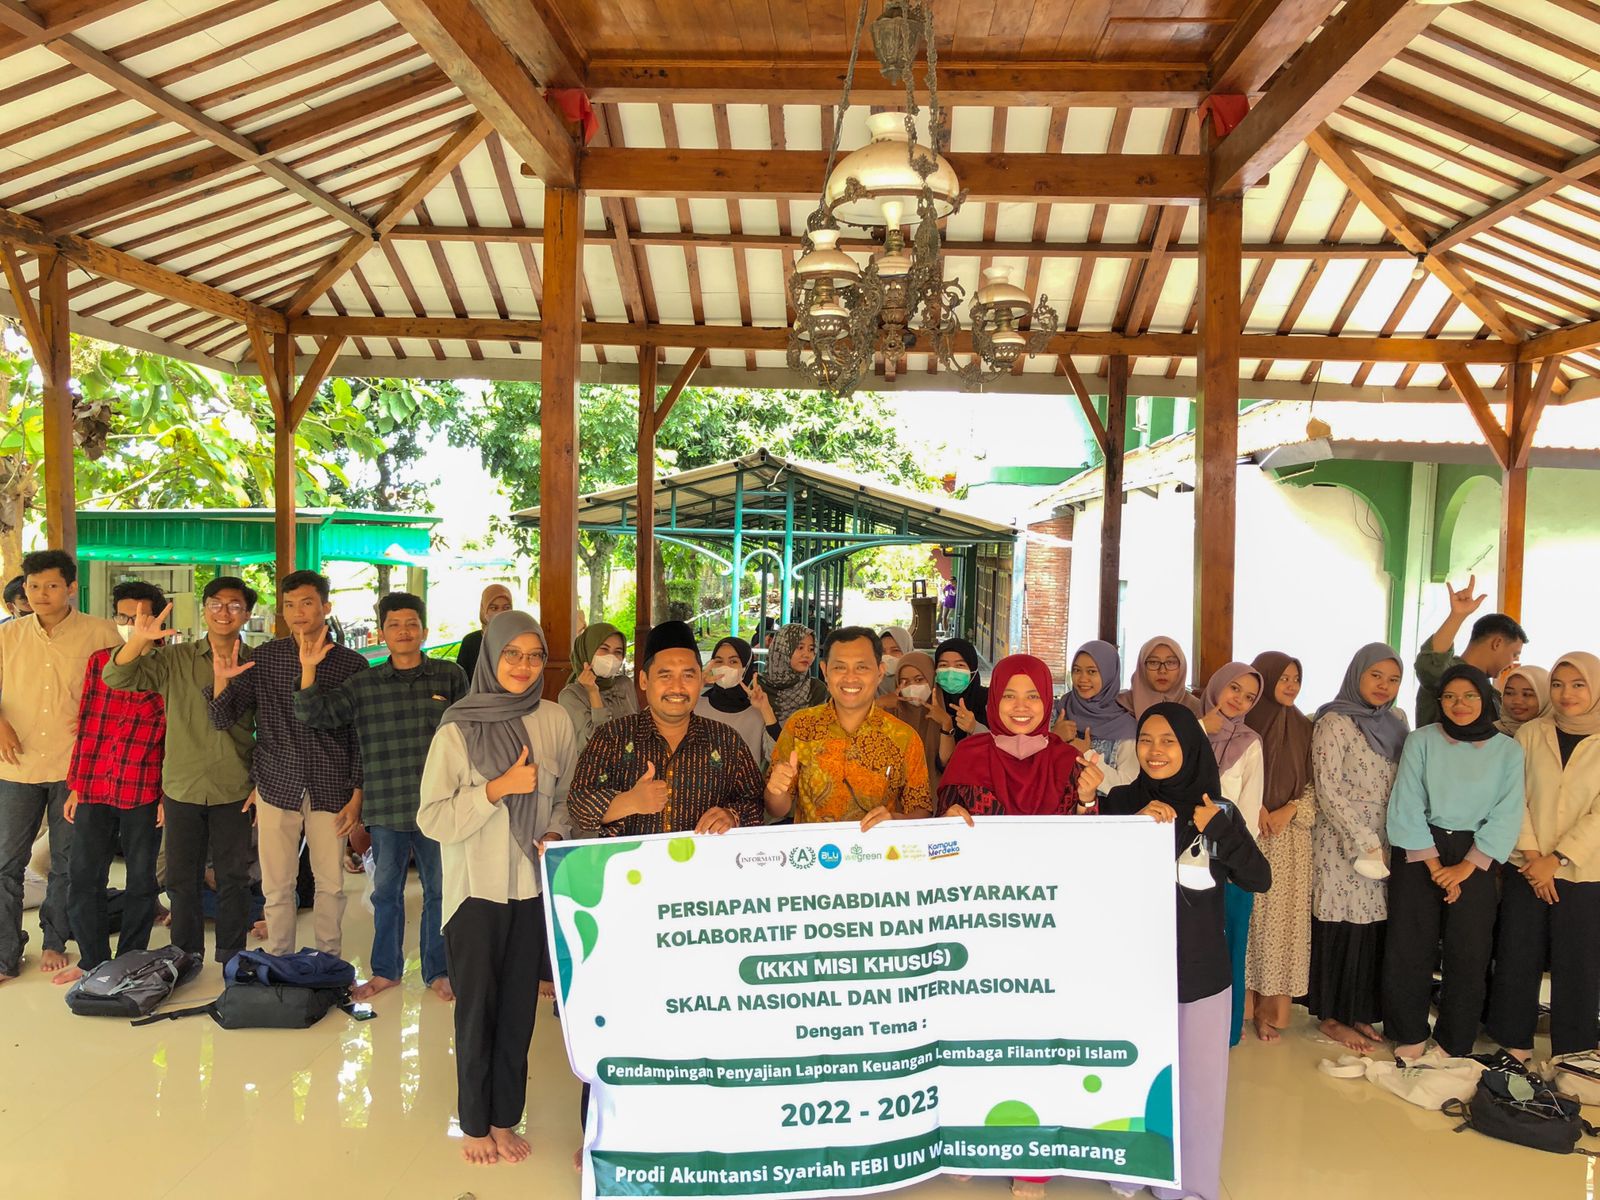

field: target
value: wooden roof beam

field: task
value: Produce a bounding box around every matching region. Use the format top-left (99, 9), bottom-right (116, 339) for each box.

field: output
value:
top-left (1212, 0), bottom-right (1440, 193)
top-left (583, 58), bottom-right (1212, 107)
top-left (1210, 0), bottom-right (1342, 95)
top-left (286, 115), bottom-right (492, 318)
top-left (39, 34), bottom-right (373, 237)
top-left (0, 0), bottom-right (140, 60)
top-left (0, 204), bottom-right (284, 332)
top-left (1431, 143), bottom-right (1600, 254)
top-left (1445, 363), bottom-right (1511, 470)
top-left (384, 0), bottom-right (576, 187)
top-left (1523, 317), bottom-right (1600, 362)
top-left (569, 148), bottom-right (1207, 204)
top-left (1305, 126), bottom-right (1520, 343)
top-left (1354, 77), bottom-right (1574, 180)
top-left (293, 315), bottom-right (1516, 362)
top-left (472, 0), bottom-right (583, 88)
top-left (31, 66), bottom-right (452, 233)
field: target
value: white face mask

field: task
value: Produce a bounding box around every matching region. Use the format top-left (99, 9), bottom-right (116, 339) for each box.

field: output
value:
top-left (713, 664), bottom-right (745, 689)
top-left (882, 654), bottom-right (902, 676)
top-left (591, 654), bottom-right (626, 679)
top-left (1176, 837), bottom-right (1216, 891)
top-left (899, 682), bottom-right (932, 704)
top-left (116, 623), bottom-right (135, 644)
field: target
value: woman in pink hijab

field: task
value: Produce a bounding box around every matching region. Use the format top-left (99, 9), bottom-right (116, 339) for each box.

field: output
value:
top-left (1120, 635), bottom-right (1204, 719)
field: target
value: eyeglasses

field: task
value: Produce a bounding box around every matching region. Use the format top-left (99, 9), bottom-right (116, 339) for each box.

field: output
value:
top-left (204, 600), bottom-right (248, 615)
top-left (500, 648), bottom-right (547, 666)
top-left (113, 614), bottom-right (138, 626)
top-left (1144, 658), bottom-right (1181, 672)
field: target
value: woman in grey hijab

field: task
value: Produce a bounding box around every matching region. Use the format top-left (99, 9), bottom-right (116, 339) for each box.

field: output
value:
top-left (418, 611), bottom-right (576, 1166)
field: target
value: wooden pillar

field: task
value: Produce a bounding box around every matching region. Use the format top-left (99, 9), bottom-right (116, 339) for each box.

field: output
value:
top-left (269, 330), bottom-right (295, 594)
top-left (1193, 179), bottom-right (1243, 687)
top-left (1099, 354), bottom-right (1129, 646)
top-left (634, 346), bottom-right (658, 672)
top-left (1498, 362), bottom-right (1531, 620)
top-left (37, 252), bottom-right (76, 555)
top-left (539, 185), bottom-right (584, 692)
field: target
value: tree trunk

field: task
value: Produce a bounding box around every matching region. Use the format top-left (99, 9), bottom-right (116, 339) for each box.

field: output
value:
top-left (0, 455), bottom-right (38, 580)
top-left (374, 453), bottom-right (394, 595)
top-left (577, 532), bottom-right (615, 628)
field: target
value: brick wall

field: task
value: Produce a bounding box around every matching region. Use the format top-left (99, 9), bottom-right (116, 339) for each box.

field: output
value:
top-left (1023, 508), bottom-right (1075, 681)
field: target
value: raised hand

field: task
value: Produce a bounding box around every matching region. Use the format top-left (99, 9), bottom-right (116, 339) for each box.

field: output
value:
top-left (489, 747), bottom-right (538, 803)
top-left (954, 697), bottom-right (977, 733)
top-left (213, 641), bottom-right (254, 685)
top-left (767, 750), bottom-right (801, 796)
top-left (298, 625), bottom-right (335, 671)
top-left (1200, 706), bottom-right (1224, 735)
top-left (927, 690), bottom-right (954, 733)
top-left (1192, 793), bottom-right (1222, 832)
top-left (578, 663), bottom-right (600, 696)
top-left (1072, 723), bottom-right (1093, 754)
top-left (132, 601), bottom-right (180, 645)
top-left (1447, 574), bottom-right (1486, 619)
top-left (746, 678), bottom-right (775, 723)
top-left (1051, 715), bottom-right (1078, 742)
top-left (628, 760), bottom-right (669, 816)
top-left (1076, 751), bottom-right (1105, 804)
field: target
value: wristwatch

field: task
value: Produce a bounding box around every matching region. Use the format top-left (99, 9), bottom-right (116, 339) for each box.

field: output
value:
top-left (1555, 851), bottom-right (1573, 867)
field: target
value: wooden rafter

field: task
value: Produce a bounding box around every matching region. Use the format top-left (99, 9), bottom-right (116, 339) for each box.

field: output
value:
top-left (1305, 126), bottom-right (1520, 342)
top-left (472, 0), bottom-right (584, 88)
top-left (1212, 0), bottom-right (1440, 192)
top-left (588, 108), bottom-right (646, 326)
top-left (1445, 363), bottom-right (1512, 469)
top-left (0, 242), bottom-right (46, 360)
top-left (285, 115), bottom-right (491, 318)
top-left (1210, 0), bottom-right (1342, 95)
top-left (0, 0), bottom-right (140, 58)
top-left (1060, 357), bottom-right (1110, 455)
top-left (383, 0), bottom-right (576, 187)
top-left (655, 348), bottom-right (709, 426)
top-left (1431, 145), bottom-right (1600, 255)
top-left (1355, 76), bottom-right (1575, 182)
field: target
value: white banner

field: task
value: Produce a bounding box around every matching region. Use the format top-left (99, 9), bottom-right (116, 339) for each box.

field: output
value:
top-left (543, 816), bottom-right (1180, 1198)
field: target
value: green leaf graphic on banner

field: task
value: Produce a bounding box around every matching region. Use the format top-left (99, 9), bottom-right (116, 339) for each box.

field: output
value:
top-left (575, 910), bottom-right (600, 961)
top-left (548, 840), bottom-right (643, 1001)
top-left (1143, 1065), bottom-right (1174, 1141)
top-left (984, 1100), bottom-right (1040, 1127)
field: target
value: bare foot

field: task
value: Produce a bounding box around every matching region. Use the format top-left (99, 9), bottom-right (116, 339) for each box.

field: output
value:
top-left (538, 979), bottom-right (555, 1001)
top-left (1394, 1041), bottom-right (1428, 1064)
top-left (491, 1126), bottom-right (530, 1164)
top-left (155, 906), bottom-right (172, 927)
top-left (250, 920), bottom-right (268, 941)
top-left (1254, 1013), bottom-right (1280, 1043)
top-left (573, 1148), bottom-right (583, 1173)
top-left (1319, 1018), bottom-right (1374, 1053)
top-left (40, 949), bottom-right (69, 972)
top-left (53, 966), bottom-right (85, 986)
top-left (460, 1134), bottom-right (499, 1166)
top-left (1355, 1022), bottom-right (1384, 1044)
top-left (351, 976), bottom-right (399, 1001)
top-left (429, 976), bottom-right (455, 1002)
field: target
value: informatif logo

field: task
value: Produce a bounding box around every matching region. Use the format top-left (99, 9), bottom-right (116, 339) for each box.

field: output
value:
top-left (788, 846), bottom-right (818, 870)
top-left (735, 850), bottom-right (786, 869)
top-left (818, 844), bottom-right (841, 869)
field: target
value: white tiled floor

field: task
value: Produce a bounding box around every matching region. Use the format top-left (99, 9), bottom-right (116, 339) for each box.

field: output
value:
top-left (0, 870), bottom-right (1584, 1199)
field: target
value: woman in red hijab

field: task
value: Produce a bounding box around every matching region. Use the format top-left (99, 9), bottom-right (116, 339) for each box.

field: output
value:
top-left (938, 654), bottom-right (1104, 821)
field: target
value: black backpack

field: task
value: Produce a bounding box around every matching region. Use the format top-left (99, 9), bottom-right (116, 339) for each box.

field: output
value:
top-left (65, 947), bottom-right (201, 1018)
top-left (1443, 1069), bottom-right (1599, 1156)
top-left (132, 949), bottom-right (363, 1030)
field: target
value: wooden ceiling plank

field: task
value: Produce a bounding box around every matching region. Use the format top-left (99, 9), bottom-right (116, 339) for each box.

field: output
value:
top-left (350, 260), bottom-right (408, 359)
top-left (1305, 125), bottom-right (1520, 343)
top-left (449, 166), bottom-right (515, 346)
top-left (658, 103), bottom-right (706, 328)
top-left (1354, 77), bottom-right (1572, 180)
top-left (0, 0), bottom-right (140, 59)
top-left (379, 238), bottom-right (447, 359)
top-left (1523, 315), bottom-right (1600, 361)
top-left (1212, 0), bottom-right (1440, 193)
top-left (588, 106), bottom-right (647, 325)
top-left (383, 0), bottom-right (576, 187)
top-left (285, 114), bottom-right (491, 318)
top-left (582, 58), bottom-right (1211, 106)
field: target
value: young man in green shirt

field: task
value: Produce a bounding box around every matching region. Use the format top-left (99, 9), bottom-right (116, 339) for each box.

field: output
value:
top-left (1413, 574), bottom-right (1528, 729)
top-left (295, 593), bottom-right (467, 1001)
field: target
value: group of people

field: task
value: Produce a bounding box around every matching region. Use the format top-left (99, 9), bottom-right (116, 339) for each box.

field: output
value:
top-left (3, 555), bottom-right (1595, 1200)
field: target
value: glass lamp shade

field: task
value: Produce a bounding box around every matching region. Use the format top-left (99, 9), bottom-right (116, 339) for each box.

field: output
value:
top-left (986, 326), bottom-right (1027, 367)
top-left (794, 229), bottom-right (861, 285)
top-left (825, 112), bottom-right (960, 228)
top-left (974, 266), bottom-right (1031, 314)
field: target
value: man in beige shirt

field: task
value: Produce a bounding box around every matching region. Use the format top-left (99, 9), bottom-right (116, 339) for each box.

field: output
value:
top-left (0, 550), bottom-right (121, 981)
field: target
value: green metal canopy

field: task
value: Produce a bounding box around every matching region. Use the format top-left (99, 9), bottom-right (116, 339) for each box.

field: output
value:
top-left (76, 508), bottom-right (439, 569)
top-left (513, 450), bottom-right (1018, 639)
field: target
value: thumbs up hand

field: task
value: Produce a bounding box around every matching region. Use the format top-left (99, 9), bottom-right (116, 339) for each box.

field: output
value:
top-left (1193, 792), bottom-right (1222, 832)
top-left (488, 746), bottom-right (538, 803)
top-left (767, 750), bottom-right (801, 798)
top-left (627, 760), bottom-right (670, 816)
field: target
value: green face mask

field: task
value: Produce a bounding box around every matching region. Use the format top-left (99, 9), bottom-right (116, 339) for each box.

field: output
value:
top-left (936, 667), bottom-right (972, 694)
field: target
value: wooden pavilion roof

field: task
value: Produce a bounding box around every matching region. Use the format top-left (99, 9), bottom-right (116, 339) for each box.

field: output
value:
top-left (3, 0), bottom-right (1600, 400)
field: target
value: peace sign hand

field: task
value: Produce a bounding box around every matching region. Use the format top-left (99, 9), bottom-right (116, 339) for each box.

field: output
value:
top-left (745, 678), bottom-right (775, 723)
top-left (1447, 574), bottom-right (1486, 619)
top-left (954, 697), bottom-right (977, 733)
top-left (927, 690), bottom-right (954, 733)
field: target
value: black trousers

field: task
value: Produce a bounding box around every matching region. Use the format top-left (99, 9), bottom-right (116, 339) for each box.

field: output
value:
top-left (163, 798), bottom-right (253, 964)
top-left (1487, 866), bottom-right (1600, 1056)
top-left (445, 895), bottom-right (545, 1138)
top-left (68, 801), bottom-right (161, 971)
top-left (1381, 829), bottom-right (1498, 1056)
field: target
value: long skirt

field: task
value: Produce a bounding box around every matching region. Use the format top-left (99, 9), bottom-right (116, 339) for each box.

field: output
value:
top-left (1246, 819), bottom-right (1313, 998)
top-left (1306, 918), bottom-right (1386, 1028)
top-left (1152, 987), bottom-right (1230, 1200)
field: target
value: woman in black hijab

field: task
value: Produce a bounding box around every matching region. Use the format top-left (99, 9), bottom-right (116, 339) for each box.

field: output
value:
top-left (1101, 704), bottom-right (1270, 1200)
top-left (932, 637), bottom-right (988, 767)
top-left (696, 635), bottom-right (780, 766)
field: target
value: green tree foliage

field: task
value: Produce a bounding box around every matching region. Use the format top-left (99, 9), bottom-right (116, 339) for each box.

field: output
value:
top-left (452, 381), bottom-right (937, 625)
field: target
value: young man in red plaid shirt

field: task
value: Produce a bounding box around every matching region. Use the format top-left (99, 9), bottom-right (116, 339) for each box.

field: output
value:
top-left (56, 580), bottom-right (169, 982)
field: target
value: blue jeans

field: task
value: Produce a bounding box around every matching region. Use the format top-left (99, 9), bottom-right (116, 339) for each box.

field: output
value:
top-left (1224, 882), bottom-right (1255, 1046)
top-left (368, 825), bottom-right (446, 984)
top-left (0, 779), bottom-right (71, 976)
